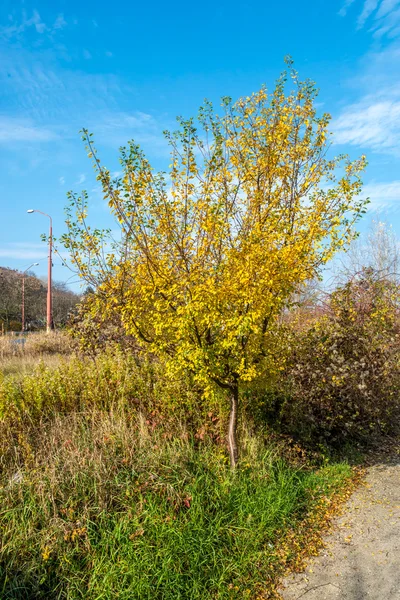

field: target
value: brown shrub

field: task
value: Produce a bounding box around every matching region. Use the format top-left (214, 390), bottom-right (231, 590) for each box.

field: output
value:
top-left (268, 269), bottom-right (400, 446)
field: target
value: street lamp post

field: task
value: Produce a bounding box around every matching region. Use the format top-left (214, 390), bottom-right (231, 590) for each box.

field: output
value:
top-left (21, 263), bottom-right (39, 332)
top-left (27, 209), bottom-right (53, 333)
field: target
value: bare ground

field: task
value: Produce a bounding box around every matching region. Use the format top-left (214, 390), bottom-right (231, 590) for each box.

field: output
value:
top-left (280, 447), bottom-right (400, 600)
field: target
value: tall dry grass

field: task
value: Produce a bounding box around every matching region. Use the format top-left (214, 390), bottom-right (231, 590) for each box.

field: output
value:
top-left (0, 331), bottom-right (74, 377)
top-left (0, 331), bottom-right (73, 358)
top-left (0, 402), bottom-right (353, 600)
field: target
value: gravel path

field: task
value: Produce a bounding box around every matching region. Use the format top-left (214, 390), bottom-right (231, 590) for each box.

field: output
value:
top-left (280, 456), bottom-right (400, 600)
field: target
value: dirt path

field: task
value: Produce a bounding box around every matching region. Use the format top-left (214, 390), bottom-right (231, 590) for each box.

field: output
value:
top-left (280, 456), bottom-right (400, 600)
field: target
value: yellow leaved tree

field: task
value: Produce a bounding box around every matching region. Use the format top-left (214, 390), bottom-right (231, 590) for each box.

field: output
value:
top-left (62, 63), bottom-right (367, 467)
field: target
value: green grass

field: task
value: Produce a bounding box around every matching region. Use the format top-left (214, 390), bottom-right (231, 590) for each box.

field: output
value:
top-left (0, 353), bottom-right (354, 599)
top-left (0, 410), bottom-right (352, 600)
top-left (0, 353), bottom-right (64, 377)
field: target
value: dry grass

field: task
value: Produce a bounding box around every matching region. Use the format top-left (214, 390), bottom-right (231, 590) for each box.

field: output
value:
top-left (0, 331), bottom-right (73, 377)
top-left (0, 354), bottom-right (64, 377)
top-left (0, 404), bottom-right (353, 600)
top-left (0, 350), bottom-right (357, 599)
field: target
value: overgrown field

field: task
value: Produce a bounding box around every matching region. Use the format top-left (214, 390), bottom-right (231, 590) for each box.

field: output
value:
top-left (2, 64), bottom-right (400, 599)
top-left (0, 332), bottom-right (73, 377)
top-left (1, 266), bottom-right (399, 599)
top-left (0, 352), bottom-right (356, 599)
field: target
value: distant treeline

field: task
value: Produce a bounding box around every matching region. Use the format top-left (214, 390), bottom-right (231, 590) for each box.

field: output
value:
top-left (0, 266), bottom-right (81, 331)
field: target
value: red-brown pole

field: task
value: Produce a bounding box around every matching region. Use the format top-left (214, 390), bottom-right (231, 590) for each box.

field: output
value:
top-left (47, 217), bottom-right (53, 332)
top-left (21, 276), bottom-right (25, 332)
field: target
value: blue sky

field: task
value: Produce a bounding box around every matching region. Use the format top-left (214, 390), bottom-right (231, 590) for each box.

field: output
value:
top-left (1, 0), bottom-right (400, 289)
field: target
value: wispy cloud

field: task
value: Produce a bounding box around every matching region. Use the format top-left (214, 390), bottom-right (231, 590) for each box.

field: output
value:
top-left (0, 243), bottom-right (47, 260)
top-left (333, 42), bottom-right (400, 154)
top-left (53, 14), bottom-right (67, 31)
top-left (0, 50), bottom-right (130, 123)
top-left (339, 0), bottom-right (357, 17)
top-left (0, 22), bottom-right (161, 152)
top-left (0, 116), bottom-right (57, 143)
top-left (0, 9), bottom-right (67, 40)
top-left (340, 0), bottom-right (400, 37)
top-left (94, 111), bottom-right (170, 154)
top-left (333, 97), bottom-right (400, 152)
top-left (0, 8), bottom-right (171, 169)
top-left (0, 9), bottom-right (46, 39)
top-left (372, 6), bottom-right (400, 38)
top-left (358, 0), bottom-right (379, 28)
top-left (76, 174), bottom-right (86, 185)
top-left (362, 180), bottom-right (400, 211)
top-left (330, 19), bottom-right (400, 161)
top-left (59, 176), bottom-right (65, 185)
top-left (375, 0), bottom-right (400, 18)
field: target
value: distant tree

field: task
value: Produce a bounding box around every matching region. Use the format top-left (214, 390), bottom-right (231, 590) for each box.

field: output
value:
top-left (83, 285), bottom-right (95, 296)
top-left (0, 267), bottom-right (79, 331)
top-left (0, 268), bottom-right (20, 327)
top-left (339, 220), bottom-right (400, 285)
top-left (62, 63), bottom-right (367, 467)
top-left (52, 281), bottom-right (80, 327)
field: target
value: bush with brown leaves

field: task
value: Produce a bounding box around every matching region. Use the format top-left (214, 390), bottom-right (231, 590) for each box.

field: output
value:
top-left (271, 269), bottom-right (400, 446)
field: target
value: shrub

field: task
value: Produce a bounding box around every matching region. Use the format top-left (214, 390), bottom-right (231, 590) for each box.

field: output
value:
top-left (24, 331), bottom-right (74, 355)
top-left (0, 350), bottom-right (228, 471)
top-left (67, 294), bottom-right (138, 355)
top-left (274, 269), bottom-right (400, 445)
top-left (8, 320), bottom-right (22, 332)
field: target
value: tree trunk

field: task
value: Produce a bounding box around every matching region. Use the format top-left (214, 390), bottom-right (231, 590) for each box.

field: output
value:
top-left (227, 383), bottom-right (239, 469)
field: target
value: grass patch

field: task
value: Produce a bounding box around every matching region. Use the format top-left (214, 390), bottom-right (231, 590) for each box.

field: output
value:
top-left (0, 409), bottom-right (354, 600)
top-left (0, 353), bottom-right (358, 599)
top-left (0, 332), bottom-right (73, 378)
top-left (0, 354), bottom-right (64, 378)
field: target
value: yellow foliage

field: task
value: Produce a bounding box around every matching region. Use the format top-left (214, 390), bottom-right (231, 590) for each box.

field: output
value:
top-left (62, 63), bottom-right (367, 458)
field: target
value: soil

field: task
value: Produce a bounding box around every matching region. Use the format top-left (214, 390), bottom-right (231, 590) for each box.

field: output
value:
top-left (279, 445), bottom-right (400, 600)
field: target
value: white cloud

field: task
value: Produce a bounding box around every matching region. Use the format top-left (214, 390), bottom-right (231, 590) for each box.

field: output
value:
top-left (376, 0), bottom-right (400, 17)
top-left (94, 111), bottom-right (170, 155)
top-left (0, 243), bottom-right (47, 260)
top-left (0, 52), bottom-right (130, 124)
top-left (53, 14), bottom-right (67, 30)
top-left (339, 0), bottom-right (357, 17)
top-left (105, 51), bottom-right (113, 57)
top-left (357, 0), bottom-right (379, 27)
top-left (59, 176), bottom-right (65, 185)
top-left (341, 0), bottom-right (400, 36)
top-left (0, 116), bottom-right (57, 143)
top-left (333, 98), bottom-right (400, 153)
top-left (0, 46), bottom-right (168, 156)
top-left (372, 7), bottom-right (400, 36)
top-left (0, 9), bottom-right (68, 40)
top-left (0, 9), bottom-right (47, 39)
top-left (76, 174), bottom-right (86, 185)
top-left (362, 180), bottom-right (400, 210)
